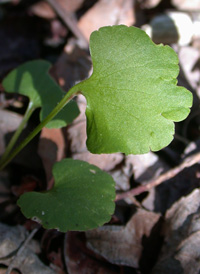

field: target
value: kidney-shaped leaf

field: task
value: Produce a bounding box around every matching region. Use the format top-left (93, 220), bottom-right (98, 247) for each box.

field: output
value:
top-left (17, 159), bottom-right (115, 232)
top-left (74, 25), bottom-right (192, 154)
top-left (2, 60), bottom-right (79, 128)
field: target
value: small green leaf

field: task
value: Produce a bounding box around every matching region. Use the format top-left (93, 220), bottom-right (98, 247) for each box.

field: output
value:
top-left (2, 60), bottom-right (79, 128)
top-left (17, 159), bottom-right (115, 232)
top-left (74, 25), bottom-right (192, 154)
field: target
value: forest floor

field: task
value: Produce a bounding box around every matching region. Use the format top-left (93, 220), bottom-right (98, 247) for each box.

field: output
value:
top-left (0, 0), bottom-right (200, 273)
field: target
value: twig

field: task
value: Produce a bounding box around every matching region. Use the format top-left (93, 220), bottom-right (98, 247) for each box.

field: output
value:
top-left (116, 151), bottom-right (200, 201)
top-left (6, 226), bottom-right (40, 274)
top-left (46, 0), bottom-right (88, 48)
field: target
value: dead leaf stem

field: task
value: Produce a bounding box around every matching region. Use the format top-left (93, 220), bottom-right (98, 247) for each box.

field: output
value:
top-left (6, 226), bottom-right (40, 274)
top-left (116, 151), bottom-right (200, 201)
top-left (46, 0), bottom-right (88, 48)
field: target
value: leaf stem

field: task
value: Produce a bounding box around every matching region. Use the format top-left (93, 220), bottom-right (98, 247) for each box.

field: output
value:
top-left (6, 225), bottom-right (40, 274)
top-left (0, 86), bottom-right (79, 170)
top-left (0, 102), bottom-right (35, 165)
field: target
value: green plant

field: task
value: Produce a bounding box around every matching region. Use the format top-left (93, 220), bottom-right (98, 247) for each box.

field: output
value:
top-left (0, 25), bottom-right (192, 232)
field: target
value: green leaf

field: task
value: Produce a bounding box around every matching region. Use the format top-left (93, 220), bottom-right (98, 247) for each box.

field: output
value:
top-left (17, 159), bottom-right (115, 232)
top-left (2, 60), bottom-right (79, 128)
top-left (74, 25), bottom-right (192, 154)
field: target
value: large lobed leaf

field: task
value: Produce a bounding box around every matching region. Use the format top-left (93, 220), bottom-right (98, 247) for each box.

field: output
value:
top-left (74, 25), bottom-right (192, 154)
top-left (17, 159), bottom-right (115, 232)
top-left (2, 60), bottom-right (79, 128)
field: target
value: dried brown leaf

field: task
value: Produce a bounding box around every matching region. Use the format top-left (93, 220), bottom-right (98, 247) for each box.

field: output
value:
top-left (53, 41), bottom-right (91, 91)
top-left (86, 208), bottom-right (161, 268)
top-left (64, 232), bottom-right (117, 274)
top-left (78, 0), bottom-right (135, 41)
top-left (152, 188), bottom-right (200, 273)
top-left (0, 109), bottom-right (23, 155)
top-left (38, 128), bottom-right (65, 183)
top-left (179, 46), bottom-right (200, 91)
top-left (30, 0), bottom-right (84, 19)
top-left (56, 0), bottom-right (85, 13)
top-left (29, 1), bottom-right (56, 19)
top-left (0, 223), bottom-right (55, 274)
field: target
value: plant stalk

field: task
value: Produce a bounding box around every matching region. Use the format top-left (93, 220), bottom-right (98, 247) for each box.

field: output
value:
top-left (0, 102), bottom-right (35, 165)
top-left (0, 87), bottom-right (79, 170)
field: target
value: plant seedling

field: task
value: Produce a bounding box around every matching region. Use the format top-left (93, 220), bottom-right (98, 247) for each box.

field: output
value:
top-left (0, 25), bottom-right (192, 232)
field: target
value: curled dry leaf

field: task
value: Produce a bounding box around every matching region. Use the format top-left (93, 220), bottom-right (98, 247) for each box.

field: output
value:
top-left (86, 207), bottom-right (161, 268)
top-left (64, 232), bottom-right (117, 274)
top-left (29, 1), bottom-right (56, 19)
top-left (125, 152), bottom-right (168, 181)
top-left (109, 169), bottom-right (130, 191)
top-left (38, 128), bottom-right (65, 184)
top-left (53, 40), bottom-right (91, 92)
top-left (0, 223), bottom-right (55, 274)
top-left (179, 46), bottom-right (200, 92)
top-left (152, 188), bottom-right (200, 273)
top-left (30, 0), bottom-right (84, 19)
top-left (54, 0), bottom-right (85, 13)
top-left (0, 109), bottom-right (23, 155)
top-left (123, 152), bottom-right (168, 208)
top-left (78, 0), bottom-right (135, 41)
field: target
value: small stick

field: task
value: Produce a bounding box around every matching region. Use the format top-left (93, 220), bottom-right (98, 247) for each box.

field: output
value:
top-left (46, 0), bottom-right (88, 48)
top-left (6, 226), bottom-right (40, 274)
top-left (116, 151), bottom-right (200, 201)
